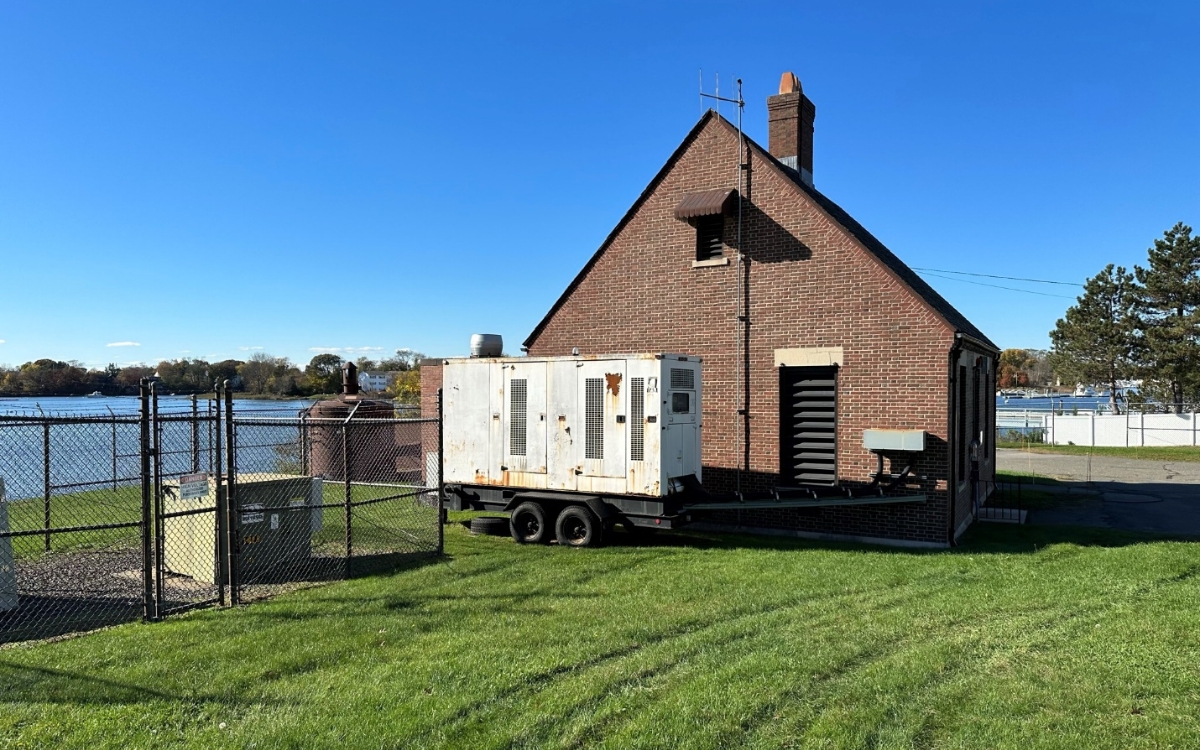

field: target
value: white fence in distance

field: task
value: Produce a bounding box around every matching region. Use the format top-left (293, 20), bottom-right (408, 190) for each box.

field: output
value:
top-left (998, 410), bottom-right (1200, 447)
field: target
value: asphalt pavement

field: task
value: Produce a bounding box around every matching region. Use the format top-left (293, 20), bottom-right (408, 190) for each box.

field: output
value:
top-left (997, 448), bottom-right (1200, 537)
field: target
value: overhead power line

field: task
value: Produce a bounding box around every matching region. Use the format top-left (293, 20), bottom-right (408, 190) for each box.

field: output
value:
top-left (911, 267), bottom-right (1080, 286)
top-left (916, 270), bottom-right (1078, 299)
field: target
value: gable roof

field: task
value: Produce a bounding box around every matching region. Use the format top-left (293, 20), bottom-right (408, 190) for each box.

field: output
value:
top-left (524, 111), bottom-right (997, 352)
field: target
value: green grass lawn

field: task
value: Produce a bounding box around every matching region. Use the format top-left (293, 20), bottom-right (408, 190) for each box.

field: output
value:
top-left (3, 520), bottom-right (1199, 749)
top-left (997, 442), bottom-right (1200, 462)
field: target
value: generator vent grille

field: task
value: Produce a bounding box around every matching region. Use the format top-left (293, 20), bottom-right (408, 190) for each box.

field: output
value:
top-left (509, 378), bottom-right (527, 456)
top-left (585, 378), bottom-right (604, 460)
top-left (670, 368), bottom-right (694, 390)
top-left (630, 378), bottom-right (645, 462)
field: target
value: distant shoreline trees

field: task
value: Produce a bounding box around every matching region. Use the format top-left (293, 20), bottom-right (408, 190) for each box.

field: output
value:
top-left (0, 347), bottom-right (425, 402)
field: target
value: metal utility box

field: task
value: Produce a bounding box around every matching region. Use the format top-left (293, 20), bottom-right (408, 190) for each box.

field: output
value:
top-left (0, 479), bottom-right (16, 613)
top-left (863, 429), bottom-right (926, 452)
top-left (442, 354), bottom-right (702, 497)
top-left (164, 473), bottom-right (323, 585)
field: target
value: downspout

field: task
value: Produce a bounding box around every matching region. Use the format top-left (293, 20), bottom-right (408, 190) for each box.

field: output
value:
top-left (947, 335), bottom-right (963, 546)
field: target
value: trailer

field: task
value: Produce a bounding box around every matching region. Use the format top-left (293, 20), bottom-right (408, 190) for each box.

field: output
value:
top-left (442, 353), bottom-right (703, 546)
top-left (441, 349), bottom-right (931, 547)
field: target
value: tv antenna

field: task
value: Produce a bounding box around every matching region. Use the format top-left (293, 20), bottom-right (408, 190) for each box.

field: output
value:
top-left (698, 71), bottom-right (749, 495)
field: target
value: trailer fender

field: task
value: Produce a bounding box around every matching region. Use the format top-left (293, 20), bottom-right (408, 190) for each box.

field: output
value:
top-left (583, 497), bottom-right (616, 521)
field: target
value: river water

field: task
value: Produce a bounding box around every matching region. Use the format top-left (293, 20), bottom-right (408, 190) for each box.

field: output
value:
top-left (0, 395), bottom-right (316, 417)
top-left (0, 397), bottom-right (312, 503)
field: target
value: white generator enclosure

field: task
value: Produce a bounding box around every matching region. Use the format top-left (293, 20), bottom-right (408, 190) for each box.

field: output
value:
top-left (443, 354), bottom-right (701, 497)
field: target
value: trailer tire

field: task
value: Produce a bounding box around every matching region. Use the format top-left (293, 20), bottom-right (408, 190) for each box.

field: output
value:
top-left (555, 505), bottom-right (603, 548)
top-left (509, 502), bottom-right (549, 544)
top-left (468, 516), bottom-right (510, 536)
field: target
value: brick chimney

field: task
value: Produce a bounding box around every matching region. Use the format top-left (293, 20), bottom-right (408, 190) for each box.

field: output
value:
top-left (767, 72), bottom-right (816, 187)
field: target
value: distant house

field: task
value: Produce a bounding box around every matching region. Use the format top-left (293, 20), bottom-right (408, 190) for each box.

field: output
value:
top-left (358, 371), bottom-right (397, 393)
top-left (425, 71), bottom-right (998, 548)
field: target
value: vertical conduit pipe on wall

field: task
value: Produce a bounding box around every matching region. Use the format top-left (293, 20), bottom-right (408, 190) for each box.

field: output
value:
top-left (734, 79), bottom-right (749, 496)
top-left (947, 336), bottom-right (963, 546)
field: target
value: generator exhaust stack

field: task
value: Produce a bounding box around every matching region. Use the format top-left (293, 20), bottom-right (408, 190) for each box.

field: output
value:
top-left (470, 334), bottom-right (503, 358)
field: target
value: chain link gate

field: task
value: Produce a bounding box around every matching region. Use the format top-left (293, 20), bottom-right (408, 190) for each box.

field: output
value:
top-left (147, 384), bottom-right (226, 619)
top-left (1, 384), bottom-right (444, 645)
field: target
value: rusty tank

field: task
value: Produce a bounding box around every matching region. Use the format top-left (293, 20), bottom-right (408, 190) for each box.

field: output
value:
top-left (305, 361), bottom-right (402, 482)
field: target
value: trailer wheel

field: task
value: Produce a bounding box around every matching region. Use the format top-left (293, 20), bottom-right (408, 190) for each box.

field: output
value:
top-left (509, 502), bottom-right (549, 544)
top-left (555, 505), bottom-right (603, 548)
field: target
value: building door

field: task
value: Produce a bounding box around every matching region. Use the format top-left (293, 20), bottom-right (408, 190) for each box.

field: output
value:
top-left (779, 365), bottom-right (838, 486)
top-left (578, 360), bottom-right (627, 479)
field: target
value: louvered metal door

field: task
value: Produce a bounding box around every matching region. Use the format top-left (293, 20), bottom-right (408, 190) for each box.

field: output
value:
top-left (779, 365), bottom-right (838, 486)
top-left (577, 360), bottom-right (627, 479)
top-left (503, 362), bottom-right (546, 474)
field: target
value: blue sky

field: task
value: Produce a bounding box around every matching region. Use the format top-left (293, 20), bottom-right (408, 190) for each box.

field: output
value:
top-left (2, 1), bottom-right (1197, 369)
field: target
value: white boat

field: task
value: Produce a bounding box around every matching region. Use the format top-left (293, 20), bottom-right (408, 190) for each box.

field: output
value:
top-left (85, 391), bottom-right (104, 398)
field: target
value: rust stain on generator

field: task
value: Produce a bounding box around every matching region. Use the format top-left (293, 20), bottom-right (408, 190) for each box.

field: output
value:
top-left (604, 372), bottom-right (621, 396)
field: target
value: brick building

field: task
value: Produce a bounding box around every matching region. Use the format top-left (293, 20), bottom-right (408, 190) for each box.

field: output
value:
top-left (510, 72), bottom-right (998, 547)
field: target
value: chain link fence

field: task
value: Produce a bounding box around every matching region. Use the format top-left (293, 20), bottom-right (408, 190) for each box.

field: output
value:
top-left (228, 408), bottom-right (441, 602)
top-left (0, 412), bottom-right (147, 644)
top-left (0, 386), bottom-right (442, 645)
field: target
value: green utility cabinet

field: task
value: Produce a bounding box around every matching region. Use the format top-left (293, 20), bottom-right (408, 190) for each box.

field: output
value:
top-left (163, 473), bottom-right (324, 586)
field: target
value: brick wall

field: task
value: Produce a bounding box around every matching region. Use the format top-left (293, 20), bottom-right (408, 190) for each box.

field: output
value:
top-left (419, 360), bottom-right (443, 420)
top-left (525, 115), bottom-right (962, 545)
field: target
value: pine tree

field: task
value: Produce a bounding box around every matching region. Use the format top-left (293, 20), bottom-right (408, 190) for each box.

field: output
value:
top-left (1133, 222), bottom-right (1200, 413)
top-left (1049, 264), bottom-right (1139, 414)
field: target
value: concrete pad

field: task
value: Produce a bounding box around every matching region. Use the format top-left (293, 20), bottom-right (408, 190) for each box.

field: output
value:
top-left (998, 449), bottom-right (1200, 537)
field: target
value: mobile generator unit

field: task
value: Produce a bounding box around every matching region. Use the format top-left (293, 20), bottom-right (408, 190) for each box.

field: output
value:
top-left (442, 353), bottom-right (702, 546)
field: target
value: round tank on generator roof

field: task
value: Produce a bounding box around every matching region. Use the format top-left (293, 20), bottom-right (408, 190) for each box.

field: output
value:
top-left (470, 334), bottom-right (503, 358)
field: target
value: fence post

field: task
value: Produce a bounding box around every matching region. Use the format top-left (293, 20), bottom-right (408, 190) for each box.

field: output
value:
top-left (214, 381), bottom-right (225, 607)
top-left (139, 379), bottom-right (154, 621)
top-left (301, 413), bottom-right (309, 476)
top-left (224, 382), bottom-right (239, 606)
top-left (1140, 412), bottom-right (1146, 447)
top-left (1090, 412), bottom-right (1095, 447)
top-left (1194, 412), bottom-right (1197, 447)
top-left (343, 422), bottom-right (352, 578)
top-left (153, 384), bottom-right (165, 619)
top-left (191, 394), bottom-right (200, 473)
top-left (152, 383), bottom-right (164, 621)
top-left (437, 388), bottom-right (445, 554)
top-left (42, 422), bottom-right (51, 553)
top-left (110, 407), bottom-right (118, 492)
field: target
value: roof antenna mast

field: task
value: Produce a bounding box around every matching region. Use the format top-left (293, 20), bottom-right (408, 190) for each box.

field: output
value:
top-left (699, 75), bottom-right (747, 496)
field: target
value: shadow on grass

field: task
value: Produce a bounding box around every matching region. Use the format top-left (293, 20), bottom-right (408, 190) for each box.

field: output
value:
top-left (0, 660), bottom-right (292, 708)
top-left (0, 598), bottom-right (142, 647)
top-left (599, 521), bottom-right (1183, 556)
